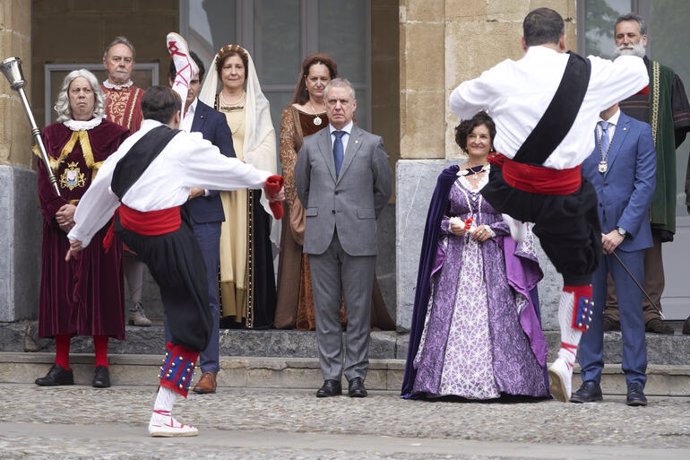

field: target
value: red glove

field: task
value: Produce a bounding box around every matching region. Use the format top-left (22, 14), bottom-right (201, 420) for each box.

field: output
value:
top-left (264, 175), bottom-right (284, 220)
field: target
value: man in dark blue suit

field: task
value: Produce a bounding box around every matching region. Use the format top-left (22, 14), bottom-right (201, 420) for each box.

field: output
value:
top-left (168, 52), bottom-right (235, 394)
top-left (573, 103), bottom-right (656, 406)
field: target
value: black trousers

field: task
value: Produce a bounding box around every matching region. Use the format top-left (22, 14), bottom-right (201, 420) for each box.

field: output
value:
top-left (481, 166), bottom-right (601, 286)
top-left (115, 217), bottom-right (212, 352)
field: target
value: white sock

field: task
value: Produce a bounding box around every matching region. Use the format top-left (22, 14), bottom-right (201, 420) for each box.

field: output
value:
top-left (557, 290), bottom-right (582, 367)
top-left (150, 386), bottom-right (177, 425)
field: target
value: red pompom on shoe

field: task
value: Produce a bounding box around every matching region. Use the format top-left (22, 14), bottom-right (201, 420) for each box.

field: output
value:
top-left (264, 175), bottom-right (284, 220)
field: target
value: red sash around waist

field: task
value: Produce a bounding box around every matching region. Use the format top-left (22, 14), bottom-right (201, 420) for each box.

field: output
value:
top-left (488, 152), bottom-right (581, 195)
top-left (103, 205), bottom-right (181, 251)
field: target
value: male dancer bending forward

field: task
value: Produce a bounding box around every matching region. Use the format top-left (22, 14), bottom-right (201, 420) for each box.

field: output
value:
top-left (449, 7), bottom-right (648, 401)
top-left (67, 86), bottom-right (283, 436)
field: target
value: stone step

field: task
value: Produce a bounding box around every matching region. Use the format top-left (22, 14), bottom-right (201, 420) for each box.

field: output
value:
top-left (3, 321), bottom-right (689, 365)
top-left (1, 352), bottom-right (688, 397)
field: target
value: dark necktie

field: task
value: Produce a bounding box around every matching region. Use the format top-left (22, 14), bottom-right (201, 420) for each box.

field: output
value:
top-left (333, 130), bottom-right (346, 177)
top-left (598, 120), bottom-right (610, 153)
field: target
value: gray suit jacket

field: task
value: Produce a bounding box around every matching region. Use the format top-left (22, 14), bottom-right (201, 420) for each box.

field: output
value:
top-left (295, 124), bottom-right (392, 256)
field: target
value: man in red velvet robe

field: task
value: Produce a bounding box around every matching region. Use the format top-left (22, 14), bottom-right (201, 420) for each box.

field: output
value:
top-left (35, 69), bottom-right (129, 389)
top-left (100, 36), bottom-right (151, 327)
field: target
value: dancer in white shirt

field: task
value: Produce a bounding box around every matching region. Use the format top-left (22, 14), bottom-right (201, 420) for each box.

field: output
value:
top-left (67, 86), bottom-right (283, 436)
top-left (449, 7), bottom-right (648, 402)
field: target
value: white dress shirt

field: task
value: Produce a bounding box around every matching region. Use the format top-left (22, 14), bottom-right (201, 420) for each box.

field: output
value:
top-left (69, 119), bottom-right (271, 247)
top-left (329, 121), bottom-right (354, 154)
top-left (598, 107), bottom-right (620, 145)
top-left (449, 46), bottom-right (648, 169)
top-left (179, 97), bottom-right (197, 133)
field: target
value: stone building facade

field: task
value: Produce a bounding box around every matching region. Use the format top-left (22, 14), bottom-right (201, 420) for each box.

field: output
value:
top-left (1, 1), bottom-right (576, 328)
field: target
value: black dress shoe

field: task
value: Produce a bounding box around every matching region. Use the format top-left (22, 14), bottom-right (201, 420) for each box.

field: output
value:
top-left (626, 383), bottom-right (647, 406)
top-left (35, 364), bottom-right (74, 386)
top-left (347, 377), bottom-right (368, 398)
top-left (316, 379), bottom-right (342, 398)
top-left (570, 381), bottom-right (603, 403)
top-left (682, 315), bottom-right (690, 335)
top-left (645, 318), bottom-right (674, 335)
top-left (92, 366), bottom-right (111, 388)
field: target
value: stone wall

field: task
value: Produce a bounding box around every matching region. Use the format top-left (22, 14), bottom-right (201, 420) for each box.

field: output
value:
top-left (0, 0), bottom-right (41, 322)
top-left (1, 0), bottom-right (32, 167)
top-left (399, 0), bottom-right (576, 161)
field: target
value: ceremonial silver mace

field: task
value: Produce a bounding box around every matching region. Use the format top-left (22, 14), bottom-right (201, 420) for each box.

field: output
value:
top-left (1, 56), bottom-right (61, 196)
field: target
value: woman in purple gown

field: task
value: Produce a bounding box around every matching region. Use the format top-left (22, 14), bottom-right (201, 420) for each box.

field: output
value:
top-left (402, 112), bottom-right (549, 400)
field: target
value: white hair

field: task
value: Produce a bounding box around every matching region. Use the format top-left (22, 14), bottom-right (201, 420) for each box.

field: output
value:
top-left (614, 42), bottom-right (646, 58)
top-left (54, 69), bottom-right (105, 123)
top-left (103, 36), bottom-right (136, 61)
top-left (324, 77), bottom-right (356, 101)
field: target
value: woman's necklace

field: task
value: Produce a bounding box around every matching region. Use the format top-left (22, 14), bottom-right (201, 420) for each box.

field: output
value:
top-left (461, 163), bottom-right (489, 176)
top-left (457, 163), bottom-right (489, 194)
top-left (219, 91), bottom-right (245, 112)
top-left (308, 99), bottom-right (326, 126)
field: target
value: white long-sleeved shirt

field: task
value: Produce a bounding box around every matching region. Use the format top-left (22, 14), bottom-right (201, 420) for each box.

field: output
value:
top-left (449, 46), bottom-right (649, 169)
top-left (69, 119), bottom-right (271, 247)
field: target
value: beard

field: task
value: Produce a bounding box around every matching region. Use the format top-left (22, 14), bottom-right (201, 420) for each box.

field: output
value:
top-left (614, 42), bottom-right (646, 58)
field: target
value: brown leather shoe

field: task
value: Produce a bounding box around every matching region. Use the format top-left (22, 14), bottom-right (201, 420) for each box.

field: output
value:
top-left (645, 318), bottom-right (674, 335)
top-left (192, 372), bottom-right (217, 394)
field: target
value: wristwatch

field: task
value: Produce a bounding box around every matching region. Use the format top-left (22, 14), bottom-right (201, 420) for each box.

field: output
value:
top-left (617, 227), bottom-right (627, 237)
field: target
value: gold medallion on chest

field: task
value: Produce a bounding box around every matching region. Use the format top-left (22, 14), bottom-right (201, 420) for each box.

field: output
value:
top-left (60, 161), bottom-right (86, 190)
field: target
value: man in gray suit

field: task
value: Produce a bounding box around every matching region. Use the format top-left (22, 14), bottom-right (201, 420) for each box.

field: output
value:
top-left (295, 78), bottom-right (392, 398)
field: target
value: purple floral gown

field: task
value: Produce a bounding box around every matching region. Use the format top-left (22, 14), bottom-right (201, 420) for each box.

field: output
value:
top-left (412, 170), bottom-right (548, 399)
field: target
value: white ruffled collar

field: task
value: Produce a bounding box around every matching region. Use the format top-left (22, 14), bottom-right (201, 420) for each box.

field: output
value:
top-left (102, 79), bottom-right (133, 90)
top-left (63, 116), bottom-right (103, 131)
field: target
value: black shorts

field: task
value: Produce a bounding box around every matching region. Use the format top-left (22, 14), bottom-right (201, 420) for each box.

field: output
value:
top-left (115, 217), bottom-right (211, 351)
top-left (481, 166), bottom-right (601, 286)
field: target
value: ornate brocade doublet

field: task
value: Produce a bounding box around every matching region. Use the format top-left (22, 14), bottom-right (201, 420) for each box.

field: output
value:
top-left (101, 84), bottom-right (144, 132)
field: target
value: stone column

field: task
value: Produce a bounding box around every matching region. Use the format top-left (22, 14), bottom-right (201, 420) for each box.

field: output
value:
top-left (0, 1), bottom-right (41, 322)
top-left (396, 0), bottom-right (577, 331)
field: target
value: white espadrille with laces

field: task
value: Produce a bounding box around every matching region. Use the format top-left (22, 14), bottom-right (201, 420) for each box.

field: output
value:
top-left (148, 410), bottom-right (198, 437)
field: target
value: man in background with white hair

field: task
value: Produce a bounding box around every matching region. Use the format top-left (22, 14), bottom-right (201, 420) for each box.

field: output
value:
top-left (603, 13), bottom-right (690, 336)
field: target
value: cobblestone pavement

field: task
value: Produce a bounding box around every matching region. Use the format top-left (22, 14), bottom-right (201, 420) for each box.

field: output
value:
top-left (0, 383), bottom-right (688, 459)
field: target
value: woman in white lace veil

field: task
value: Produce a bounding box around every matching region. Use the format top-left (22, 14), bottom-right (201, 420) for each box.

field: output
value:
top-left (199, 44), bottom-right (278, 329)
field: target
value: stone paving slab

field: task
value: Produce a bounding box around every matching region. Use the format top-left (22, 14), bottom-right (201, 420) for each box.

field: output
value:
top-left (0, 384), bottom-right (688, 459)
